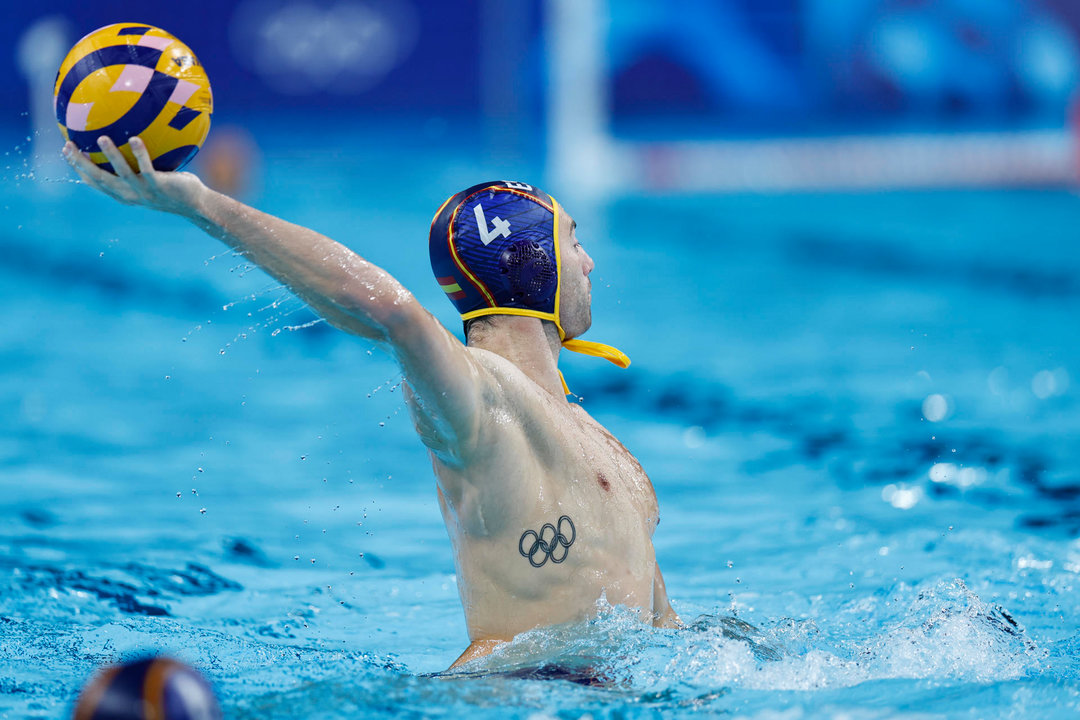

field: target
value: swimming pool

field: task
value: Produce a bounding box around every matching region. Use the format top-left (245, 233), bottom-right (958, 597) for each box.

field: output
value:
top-left (2, 121), bottom-right (1078, 718)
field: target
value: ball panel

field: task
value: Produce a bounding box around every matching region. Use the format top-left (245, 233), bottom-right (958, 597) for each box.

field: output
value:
top-left (65, 71), bottom-right (181, 153)
top-left (162, 664), bottom-right (222, 720)
top-left (67, 65), bottom-right (144, 130)
top-left (55, 44), bottom-right (164, 130)
top-left (142, 658), bottom-right (175, 715)
top-left (153, 145), bottom-right (200, 172)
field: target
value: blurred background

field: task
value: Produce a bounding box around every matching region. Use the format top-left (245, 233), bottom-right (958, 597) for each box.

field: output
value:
top-left (6, 0), bottom-right (1080, 193)
top-left (3, 2), bottom-right (1080, 718)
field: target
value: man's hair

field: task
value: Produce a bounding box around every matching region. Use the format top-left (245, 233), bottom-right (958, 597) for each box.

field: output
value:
top-left (463, 315), bottom-right (495, 343)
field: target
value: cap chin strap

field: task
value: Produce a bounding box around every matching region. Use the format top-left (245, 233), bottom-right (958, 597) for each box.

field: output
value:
top-left (460, 309), bottom-right (630, 396)
top-left (558, 339), bottom-right (630, 396)
top-left (561, 338), bottom-right (631, 368)
top-left (556, 322), bottom-right (631, 396)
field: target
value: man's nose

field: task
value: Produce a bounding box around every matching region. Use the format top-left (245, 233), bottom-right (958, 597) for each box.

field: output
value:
top-left (583, 252), bottom-right (595, 275)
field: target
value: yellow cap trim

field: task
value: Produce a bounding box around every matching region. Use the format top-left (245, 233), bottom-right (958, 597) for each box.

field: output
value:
top-left (461, 307), bottom-right (559, 325)
top-left (430, 194), bottom-right (454, 227)
top-left (447, 198), bottom-right (498, 307)
top-left (551, 198), bottom-right (563, 333)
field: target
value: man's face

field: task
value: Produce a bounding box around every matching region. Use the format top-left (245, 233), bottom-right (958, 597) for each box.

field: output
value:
top-left (558, 212), bottom-right (594, 339)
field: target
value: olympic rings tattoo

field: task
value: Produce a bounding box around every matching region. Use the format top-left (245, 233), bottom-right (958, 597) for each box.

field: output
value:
top-left (518, 515), bottom-right (576, 568)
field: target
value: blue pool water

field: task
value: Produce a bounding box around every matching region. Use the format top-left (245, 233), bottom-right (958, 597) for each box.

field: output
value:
top-left (2, 123), bottom-right (1079, 718)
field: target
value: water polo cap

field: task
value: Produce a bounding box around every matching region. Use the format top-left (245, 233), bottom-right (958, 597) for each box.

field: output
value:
top-left (429, 181), bottom-right (629, 393)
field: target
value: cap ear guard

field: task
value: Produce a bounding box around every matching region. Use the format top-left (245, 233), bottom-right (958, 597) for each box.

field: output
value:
top-left (499, 239), bottom-right (557, 306)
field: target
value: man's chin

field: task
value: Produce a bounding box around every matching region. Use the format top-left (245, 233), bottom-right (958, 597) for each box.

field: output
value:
top-left (564, 319), bottom-right (592, 341)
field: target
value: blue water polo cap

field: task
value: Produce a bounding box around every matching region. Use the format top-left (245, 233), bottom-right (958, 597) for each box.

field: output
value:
top-left (429, 181), bottom-right (630, 389)
top-left (430, 181), bottom-right (562, 323)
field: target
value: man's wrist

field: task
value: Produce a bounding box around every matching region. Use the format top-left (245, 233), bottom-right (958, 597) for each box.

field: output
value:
top-left (178, 178), bottom-right (213, 223)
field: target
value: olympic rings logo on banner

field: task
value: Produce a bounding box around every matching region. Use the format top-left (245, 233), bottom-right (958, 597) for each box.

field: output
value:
top-left (518, 515), bottom-right (576, 568)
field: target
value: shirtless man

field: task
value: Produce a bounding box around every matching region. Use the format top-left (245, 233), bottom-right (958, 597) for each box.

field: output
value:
top-left (63, 136), bottom-right (681, 669)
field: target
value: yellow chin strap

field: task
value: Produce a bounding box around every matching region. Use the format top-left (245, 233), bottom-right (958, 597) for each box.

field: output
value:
top-left (554, 317), bottom-right (630, 396)
top-left (460, 308), bottom-right (631, 396)
top-left (562, 338), bottom-right (631, 368)
top-left (558, 338), bottom-right (631, 396)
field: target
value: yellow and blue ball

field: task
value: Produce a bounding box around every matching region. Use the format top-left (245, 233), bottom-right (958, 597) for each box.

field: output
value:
top-left (73, 657), bottom-right (222, 720)
top-left (54, 23), bottom-right (213, 173)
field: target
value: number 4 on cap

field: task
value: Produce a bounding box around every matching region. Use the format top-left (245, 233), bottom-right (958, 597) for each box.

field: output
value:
top-left (474, 203), bottom-right (511, 246)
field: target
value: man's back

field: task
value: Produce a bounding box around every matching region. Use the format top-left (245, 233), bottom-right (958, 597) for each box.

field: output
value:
top-left (420, 348), bottom-right (673, 665)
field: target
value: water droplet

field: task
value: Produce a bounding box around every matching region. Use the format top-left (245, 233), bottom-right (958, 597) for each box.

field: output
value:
top-left (199, 507), bottom-right (207, 514)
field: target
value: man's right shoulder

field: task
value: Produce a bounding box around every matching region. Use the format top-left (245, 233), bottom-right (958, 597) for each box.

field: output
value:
top-left (464, 346), bottom-right (523, 384)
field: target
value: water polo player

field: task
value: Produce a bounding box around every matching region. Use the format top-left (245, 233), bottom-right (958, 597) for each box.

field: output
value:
top-left (63, 136), bottom-right (681, 669)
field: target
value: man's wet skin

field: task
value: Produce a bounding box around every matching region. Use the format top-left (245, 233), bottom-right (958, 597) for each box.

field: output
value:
top-left (62, 141), bottom-right (678, 671)
top-left (410, 212), bottom-right (679, 668)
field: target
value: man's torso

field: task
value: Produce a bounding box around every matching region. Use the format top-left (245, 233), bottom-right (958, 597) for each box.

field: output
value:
top-left (422, 348), bottom-right (661, 646)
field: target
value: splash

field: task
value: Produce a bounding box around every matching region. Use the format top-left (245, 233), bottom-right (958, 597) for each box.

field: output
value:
top-left (440, 579), bottom-right (1040, 698)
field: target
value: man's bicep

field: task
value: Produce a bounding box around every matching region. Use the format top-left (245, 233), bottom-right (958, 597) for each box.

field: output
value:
top-left (385, 303), bottom-right (486, 464)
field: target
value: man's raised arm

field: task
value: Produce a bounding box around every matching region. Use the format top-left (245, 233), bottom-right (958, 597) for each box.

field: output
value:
top-left (63, 136), bottom-right (485, 464)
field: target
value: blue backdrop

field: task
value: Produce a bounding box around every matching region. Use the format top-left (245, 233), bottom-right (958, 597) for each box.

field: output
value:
top-left (5, 0), bottom-right (1080, 136)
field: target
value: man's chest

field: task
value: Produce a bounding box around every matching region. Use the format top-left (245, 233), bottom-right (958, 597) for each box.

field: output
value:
top-left (563, 412), bottom-right (660, 529)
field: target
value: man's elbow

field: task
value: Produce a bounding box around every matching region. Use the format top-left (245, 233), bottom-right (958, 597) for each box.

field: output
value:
top-left (335, 285), bottom-right (420, 341)
top-left (377, 294), bottom-right (432, 343)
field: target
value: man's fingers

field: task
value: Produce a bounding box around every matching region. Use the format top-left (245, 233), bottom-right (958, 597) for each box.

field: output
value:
top-left (97, 136), bottom-right (137, 182)
top-left (129, 136), bottom-right (155, 176)
top-left (63, 137), bottom-right (191, 212)
top-left (63, 142), bottom-right (107, 183)
top-left (63, 141), bottom-right (133, 202)
top-left (67, 158), bottom-right (123, 201)
top-left (65, 157), bottom-right (95, 187)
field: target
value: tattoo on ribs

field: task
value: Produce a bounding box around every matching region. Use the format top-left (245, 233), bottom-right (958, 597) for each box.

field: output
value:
top-left (518, 515), bottom-right (576, 568)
